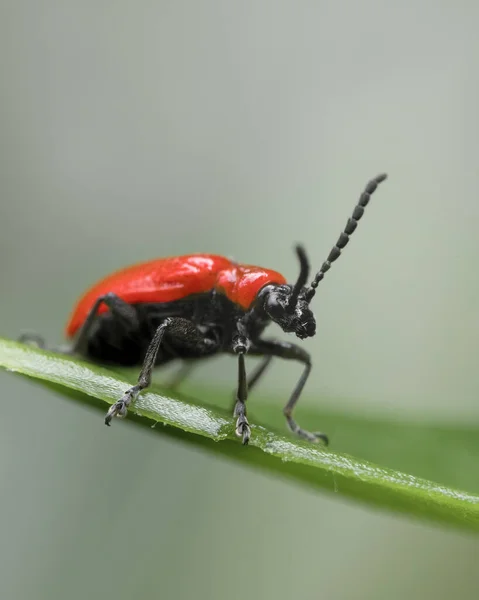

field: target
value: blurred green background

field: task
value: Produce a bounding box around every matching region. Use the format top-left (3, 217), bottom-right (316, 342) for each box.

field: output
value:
top-left (2, 1), bottom-right (479, 599)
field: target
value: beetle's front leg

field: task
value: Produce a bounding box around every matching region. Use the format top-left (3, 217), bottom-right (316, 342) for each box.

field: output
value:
top-left (249, 339), bottom-right (328, 445)
top-left (232, 335), bottom-right (251, 445)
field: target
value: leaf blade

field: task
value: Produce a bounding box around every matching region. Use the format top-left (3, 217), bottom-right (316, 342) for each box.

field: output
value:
top-left (1, 337), bottom-right (479, 532)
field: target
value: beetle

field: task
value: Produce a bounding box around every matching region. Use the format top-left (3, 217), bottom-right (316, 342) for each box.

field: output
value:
top-left (21, 173), bottom-right (387, 445)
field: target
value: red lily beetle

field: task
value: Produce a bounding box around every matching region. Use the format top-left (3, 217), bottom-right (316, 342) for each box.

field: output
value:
top-left (21, 173), bottom-right (387, 444)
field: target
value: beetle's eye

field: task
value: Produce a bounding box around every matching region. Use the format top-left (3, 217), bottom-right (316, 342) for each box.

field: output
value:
top-left (265, 295), bottom-right (284, 318)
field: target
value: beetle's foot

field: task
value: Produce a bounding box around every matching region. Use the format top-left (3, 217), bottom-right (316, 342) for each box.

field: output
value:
top-left (18, 333), bottom-right (46, 348)
top-left (286, 417), bottom-right (329, 446)
top-left (105, 386), bottom-right (140, 426)
top-left (299, 429), bottom-right (328, 445)
top-left (233, 399), bottom-right (251, 445)
top-left (312, 431), bottom-right (329, 445)
top-left (235, 417), bottom-right (251, 445)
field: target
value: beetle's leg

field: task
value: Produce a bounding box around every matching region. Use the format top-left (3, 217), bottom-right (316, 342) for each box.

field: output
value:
top-left (231, 336), bottom-right (251, 445)
top-left (167, 361), bottom-right (195, 390)
top-left (18, 293), bottom-right (138, 355)
top-left (248, 339), bottom-right (328, 445)
top-left (230, 354), bottom-right (273, 411)
top-left (72, 293), bottom-right (139, 355)
top-left (234, 353), bottom-right (250, 444)
top-left (19, 293), bottom-right (139, 355)
top-left (18, 333), bottom-right (47, 348)
top-left (105, 318), bottom-right (217, 426)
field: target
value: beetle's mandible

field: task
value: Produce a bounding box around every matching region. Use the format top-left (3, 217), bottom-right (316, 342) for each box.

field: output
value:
top-left (20, 173), bottom-right (387, 445)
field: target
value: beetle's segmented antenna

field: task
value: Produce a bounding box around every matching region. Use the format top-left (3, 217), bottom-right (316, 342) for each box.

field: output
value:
top-left (305, 173), bottom-right (387, 303)
top-left (286, 245), bottom-right (310, 313)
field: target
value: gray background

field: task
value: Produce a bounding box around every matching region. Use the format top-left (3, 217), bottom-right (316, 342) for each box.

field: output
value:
top-left (1, 2), bottom-right (479, 599)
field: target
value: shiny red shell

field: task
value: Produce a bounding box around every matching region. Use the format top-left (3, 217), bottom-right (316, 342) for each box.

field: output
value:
top-left (66, 254), bottom-right (287, 338)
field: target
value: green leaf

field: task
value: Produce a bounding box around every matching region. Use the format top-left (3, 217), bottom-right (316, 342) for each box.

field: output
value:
top-left (1, 336), bottom-right (479, 532)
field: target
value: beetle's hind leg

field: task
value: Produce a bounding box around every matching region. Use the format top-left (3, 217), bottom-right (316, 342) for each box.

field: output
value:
top-left (18, 292), bottom-right (139, 357)
top-left (18, 332), bottom-right (74, 355)
top-left (71, 292), bottom-right (139, 356)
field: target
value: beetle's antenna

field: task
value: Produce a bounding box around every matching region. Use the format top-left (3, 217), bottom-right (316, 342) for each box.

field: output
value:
top-left (286, 245), bottom-right (310, 312)
top-left (305, 173), bottom-right (388, 303)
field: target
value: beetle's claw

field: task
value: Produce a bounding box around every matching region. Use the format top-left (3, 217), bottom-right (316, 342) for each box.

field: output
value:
top-left (104, 388), bottom-right (137, 426)
top-left (105, 402), bottom-right (121, 426)
top-left (287, 418), bottom-right (329, 446)
top-left (104, 401), bottom-right (128, 426)
top-left (313, 431), bottom-right (329, 446)
top-left (235, 418), bottom-right (251, 445)
top-left (299, 429), bottom-right (328, 446)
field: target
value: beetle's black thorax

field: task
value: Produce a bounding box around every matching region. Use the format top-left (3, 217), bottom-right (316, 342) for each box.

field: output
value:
top-left (84, 290), bottom-right (271, 367)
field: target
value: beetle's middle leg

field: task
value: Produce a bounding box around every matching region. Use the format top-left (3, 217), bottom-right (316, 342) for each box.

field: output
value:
top-left (105, 317), bottom-right (218, 425)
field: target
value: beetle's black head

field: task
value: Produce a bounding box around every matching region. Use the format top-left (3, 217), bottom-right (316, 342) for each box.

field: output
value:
top-left (260, 246), bottom-right (316, 339)
top-left (261, 284), bottom-right (316, 339)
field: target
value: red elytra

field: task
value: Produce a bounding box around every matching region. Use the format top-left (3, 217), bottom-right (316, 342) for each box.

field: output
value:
top-left (66, 254), bottom-right (287, 338)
